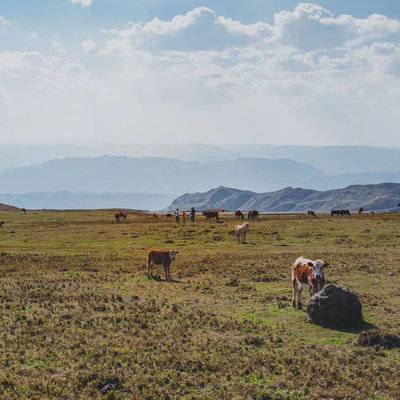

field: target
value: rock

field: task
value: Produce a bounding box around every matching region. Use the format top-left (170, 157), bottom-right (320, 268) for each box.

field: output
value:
top-left (100, 383), bottom-right (116, 394)
top-left (307, 284), bottom-right (363, 328)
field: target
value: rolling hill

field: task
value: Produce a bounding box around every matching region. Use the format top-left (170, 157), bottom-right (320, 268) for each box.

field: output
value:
top-left (0, 156), bottom-right (325, 194)
top-left (0, 203), bottom-right (21, 212)
top-left (167, 183), bottom-right (400, 212)
top-left (2, 144), bottom-right (400, 175)
top-left (1, 155), bottom-right (400, 198)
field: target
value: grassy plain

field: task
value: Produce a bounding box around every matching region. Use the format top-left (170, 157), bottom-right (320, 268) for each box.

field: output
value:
top-left (0, 210), bottom-right (399, 400)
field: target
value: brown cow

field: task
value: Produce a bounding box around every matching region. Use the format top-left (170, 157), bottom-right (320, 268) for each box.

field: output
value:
top-left (235, 210), bottom-right (244, 220)
top-left (203, 211), bottom-right (219, 222)
top-left (291, 256), bottom-right (328, 309)
top-left (247, 210), bottom-right (259, 221)
top-left (0, 221), bottom-right (4, 228)
top-left (147, 249), bottom-right (179, 281)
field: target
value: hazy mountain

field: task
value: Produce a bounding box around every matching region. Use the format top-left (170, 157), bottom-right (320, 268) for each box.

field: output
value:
top-left (0, 156), bottom-right (325, 195)
top-left (1, 155), bottom-right (400, 203)
top-left (0, 192), bottom-right (174, 211)
top-left (168, 183), bottom-right (400, 212)
top-left (1, 144), bottom-right (400, 175)
top-left (226, 145), bottom-right (400, 175)
top-left (0, 144), bottom-right (233, 170)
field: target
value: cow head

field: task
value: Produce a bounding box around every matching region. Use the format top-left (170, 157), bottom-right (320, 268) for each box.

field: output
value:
top-left (169, 250), bottom-right (179, 261)
top-left (310, 260), bottom-right (328, 293)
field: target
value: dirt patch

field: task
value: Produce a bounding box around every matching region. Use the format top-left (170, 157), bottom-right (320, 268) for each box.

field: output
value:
top-left (358, 330), bottom-right (400, 349)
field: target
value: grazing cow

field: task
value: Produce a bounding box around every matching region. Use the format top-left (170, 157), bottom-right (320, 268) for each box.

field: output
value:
top-left (247, 210), bottom-right (259, 221)
top-left (292, 256), bottom-right (328, 309)
top-left (235, 210), bottom-right (244, 220)
top-left (165, 213), bottom-right (172, 218)
top-left (203, 211), bottom-right (219, 222)
top-left (235, 222), bottom-right (250, 243)
top-left (308, 211), bottom-right (317, 218)
top-left (0, 221), bottom-right (4, 228)
top-left (115, 212), bottom-right (127, 223)
top-left (331, 209), bottom-right (351, 217)
top-left (21, 208), bottom-right (27, 214)
top-left (147, 249), bottom-right (178, 281)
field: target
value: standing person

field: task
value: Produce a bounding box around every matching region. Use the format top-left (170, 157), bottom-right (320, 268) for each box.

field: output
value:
top-left (190, 207), bottom-right (196, 223)
top-left (182, 211), bottom-right (187, 224)
top-left (175, 208), bottom-right (180, 224)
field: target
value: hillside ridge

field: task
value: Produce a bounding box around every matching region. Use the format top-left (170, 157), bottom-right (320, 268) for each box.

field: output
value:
top-left (167, 183), bottom-right (400, 212)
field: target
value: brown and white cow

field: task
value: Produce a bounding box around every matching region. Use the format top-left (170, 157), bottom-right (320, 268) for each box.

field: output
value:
top-left (291, 256), bottom-right (328, 309)
top-left (115, 212), bottom-right (127, 223)
top-left (147, 249), bottom-right (179, 281)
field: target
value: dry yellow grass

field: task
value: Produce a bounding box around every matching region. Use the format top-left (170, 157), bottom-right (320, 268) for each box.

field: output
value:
top-left (0, 210), bottom-right (399, 399)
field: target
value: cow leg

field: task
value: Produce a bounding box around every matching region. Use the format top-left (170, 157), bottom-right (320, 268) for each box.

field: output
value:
top-left (297, 287), bottom-right (303, 309)
top-left (147, 261), bottom-right (153, 277)
top-left (292, 279), bottom-right (298, 308)
top-left (163, 265), bottom-right (168, 281)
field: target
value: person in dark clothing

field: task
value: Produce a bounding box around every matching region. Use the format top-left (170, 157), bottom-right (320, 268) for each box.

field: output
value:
top-left (175, 208), bottom-right (180, 224)
top-left (190, 207), bottom-right (196, 223)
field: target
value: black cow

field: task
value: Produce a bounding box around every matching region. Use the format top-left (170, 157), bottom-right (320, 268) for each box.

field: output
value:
top-left (331, 209), bottom-right (351, 216)
top-left (247, 210), bottom-right (259, 221)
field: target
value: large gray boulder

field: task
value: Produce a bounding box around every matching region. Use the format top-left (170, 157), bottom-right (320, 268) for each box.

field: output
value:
top-left (307, 284), bottom-right (363, 328)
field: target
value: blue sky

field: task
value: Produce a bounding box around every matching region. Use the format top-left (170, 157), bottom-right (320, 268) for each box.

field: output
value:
top-left (1, 1), bottom-right (400, 145)
top-left (3, 1), bottom-right (400, 49)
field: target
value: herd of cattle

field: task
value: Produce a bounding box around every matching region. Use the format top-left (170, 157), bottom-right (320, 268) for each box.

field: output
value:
top-left (147, 248), bottom-right (328, 310)
top-left (142, 209), bottom-right (331, 306)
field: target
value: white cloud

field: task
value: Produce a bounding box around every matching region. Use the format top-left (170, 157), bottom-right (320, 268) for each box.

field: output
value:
top-left (81, 40), bottom-right (96, 52)
top-left (28, 32), bottom-right (40, 41)
top-left (70, 0), bottom-right (93, 7)
top-left (2, 3), bottom-right (400, 146)
top-left (102, 7), bottom-right (272, 54)
top-left (0, 16), bottom-right (11, 25)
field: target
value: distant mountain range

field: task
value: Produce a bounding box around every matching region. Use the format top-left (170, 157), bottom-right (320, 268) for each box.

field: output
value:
top-left (0, 192), bottom-right (174, 211)
top-left (167, 183), bottom-right (400, 212)
top-left (1, 156), bottom-right (400, 198)
top-left (1, 144), bottom-right (400, 175)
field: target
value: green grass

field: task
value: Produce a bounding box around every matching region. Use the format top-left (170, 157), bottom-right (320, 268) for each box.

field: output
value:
top-left (0, 210), bottom-right (399, 399)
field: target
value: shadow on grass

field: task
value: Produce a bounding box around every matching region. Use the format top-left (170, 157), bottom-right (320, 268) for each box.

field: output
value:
top-left (311, 318), bottom-right (377, 333)
top-left (147, 274), bottom-right (183, 284)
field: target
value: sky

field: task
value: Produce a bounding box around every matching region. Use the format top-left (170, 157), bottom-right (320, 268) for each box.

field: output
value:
top-left (1, 1), bottom-right (400, 146)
